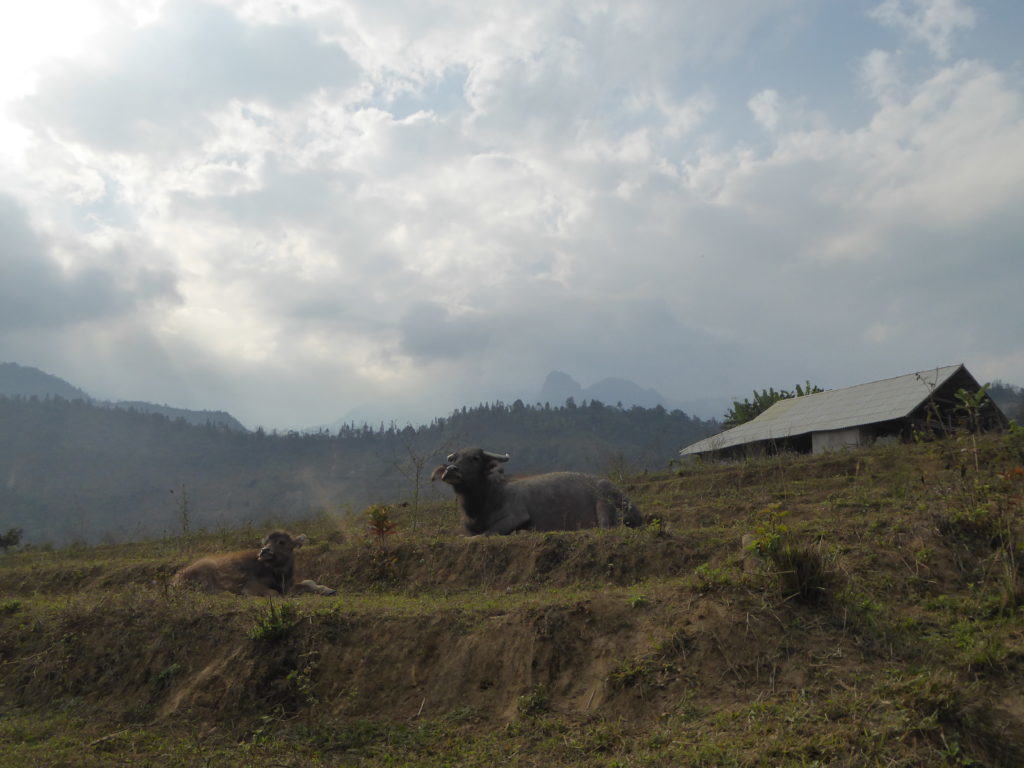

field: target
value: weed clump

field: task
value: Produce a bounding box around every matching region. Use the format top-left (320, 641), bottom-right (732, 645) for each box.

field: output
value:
top-left (772, 542), bottom-right (837, 605)
top-left (516, 684), bottom-right (551, 717)
top-left (607, 649), bottom-right (677, 695)
top-left (934, 504), bottom-right (1002, 547)
top-left (693, 562), bottom-right (734, 593)
top-left (249, 601), bottom-right (300, 643)
top-left (748, 505), bottom-right (838, 604)
top-left (156, 662), bottom-right (182, 686)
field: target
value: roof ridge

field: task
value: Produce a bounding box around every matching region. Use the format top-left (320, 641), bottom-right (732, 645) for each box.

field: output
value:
top-left (762, 363), bottom-right (964, 406)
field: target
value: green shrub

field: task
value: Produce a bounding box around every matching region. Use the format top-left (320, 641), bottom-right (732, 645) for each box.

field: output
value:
top-left (607, 654), bottom-right (676, 693)
top-left (0, 527), bottom-right (22, 553)
top-left (249, 601), bottom-right (300, 643)
top-left (516, 684), bottom-right (551, 717)
top-left (693, 563), bottom-right (734, 592)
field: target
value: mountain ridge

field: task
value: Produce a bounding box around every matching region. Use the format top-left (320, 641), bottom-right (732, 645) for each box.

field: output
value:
top-left (538, 370), bottom-right (670, 410)
top-left (0, 361), bottom-right (248, 432)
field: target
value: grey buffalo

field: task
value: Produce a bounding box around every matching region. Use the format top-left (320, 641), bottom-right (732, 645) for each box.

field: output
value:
top-left (431, 447), bottom-right (643, 535)
top-left (171, 530), bottom-right (336, 596)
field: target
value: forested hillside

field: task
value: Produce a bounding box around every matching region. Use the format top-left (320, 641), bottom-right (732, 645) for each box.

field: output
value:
top-left (0, 395), bottom-right (715, 545)
top-left (106, 400), bottom-right (248, 432)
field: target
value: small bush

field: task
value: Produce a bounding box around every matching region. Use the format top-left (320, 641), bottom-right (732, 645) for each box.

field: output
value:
top-left (516, 684), bottom-right (551, 717)
top-left (607, 655), bottom-right (676, 693)
top-left (249, 601), bottom-right (300, 643)
top-left (0, 527), bottom-right (22, 553)
top-left (693, 563), bottom-right (734, 593)
top-left (748, 504), bottom-right (789, 556)
top-left (365, 504), bottom-right (398, 547)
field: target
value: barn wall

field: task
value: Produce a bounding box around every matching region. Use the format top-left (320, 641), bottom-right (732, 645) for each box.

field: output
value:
top-left (811, 428), bottom-right (865, 454)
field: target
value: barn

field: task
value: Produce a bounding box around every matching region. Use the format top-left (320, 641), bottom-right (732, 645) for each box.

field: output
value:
top-left (680, 364), bottom-right (1008, 459)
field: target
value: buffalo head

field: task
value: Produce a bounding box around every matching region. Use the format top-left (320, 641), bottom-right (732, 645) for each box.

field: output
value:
top-left (257, 531), bottom-right (308, 567)
top-left (431, 448), bottom-right (509, 488)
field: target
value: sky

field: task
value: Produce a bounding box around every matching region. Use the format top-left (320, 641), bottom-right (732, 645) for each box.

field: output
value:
top-left (1, 0), bottom-right (1022, 429)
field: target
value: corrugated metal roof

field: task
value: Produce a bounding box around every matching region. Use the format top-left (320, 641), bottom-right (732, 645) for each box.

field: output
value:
top-left (680, 364), bottom-right (965, 455)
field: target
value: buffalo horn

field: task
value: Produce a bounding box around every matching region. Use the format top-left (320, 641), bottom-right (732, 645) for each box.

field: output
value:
top-left (482, 451), bottom-right (510, 462)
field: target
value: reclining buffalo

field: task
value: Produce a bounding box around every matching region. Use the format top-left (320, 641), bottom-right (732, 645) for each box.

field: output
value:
top-left (431, 447), bottom-right (643, 535)
top-left (171, 530), bottom-right (336, 596)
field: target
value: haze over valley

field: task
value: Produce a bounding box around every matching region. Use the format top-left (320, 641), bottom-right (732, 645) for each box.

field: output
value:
top-left (0, 361), bottom-right (717, 544)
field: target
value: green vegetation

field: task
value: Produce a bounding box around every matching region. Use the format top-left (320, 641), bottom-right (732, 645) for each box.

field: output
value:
top-left (0, 526), bottom-right (22, 552)
top-left (248, 601), bottom-right (301, 643)
top-left (515, 684), bottom-right (552, 716)
top-left (3, 432), bottom-right (1024, 766)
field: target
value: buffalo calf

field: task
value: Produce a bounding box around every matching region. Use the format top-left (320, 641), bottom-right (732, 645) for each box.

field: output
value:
top-left (171, 531), bottom-right (336, 596)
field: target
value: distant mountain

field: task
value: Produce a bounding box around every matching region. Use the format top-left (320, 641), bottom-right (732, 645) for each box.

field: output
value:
top-left (537, 371), bottom-right (669, 409)
top-left (0, 361), bottom-right (247, 432)
top-left (0, 362), bottom-right (90, 401)
top-left (533, 371), bottom-right (732, 420)
top-left (537, 371), bottom-right (586, 405)
top-left (587, 377), bottom-right (669, 409)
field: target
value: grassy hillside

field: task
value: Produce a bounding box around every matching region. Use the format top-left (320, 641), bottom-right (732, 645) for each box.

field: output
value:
top-left (2, 429), bottom-right (1024, 766)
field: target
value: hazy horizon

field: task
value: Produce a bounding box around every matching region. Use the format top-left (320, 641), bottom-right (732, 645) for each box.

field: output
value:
top-left (2, 1), bottom-right (1023, 429)
top-left (1, 358), bottom-right (735, 429)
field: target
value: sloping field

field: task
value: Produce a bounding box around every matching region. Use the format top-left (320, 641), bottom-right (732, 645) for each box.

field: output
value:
top-left (2, 431), bottom-right (1024, 766)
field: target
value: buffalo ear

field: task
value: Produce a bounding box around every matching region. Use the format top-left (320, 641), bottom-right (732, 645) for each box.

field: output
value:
top-left (292, 534), bottom-right (309, 547)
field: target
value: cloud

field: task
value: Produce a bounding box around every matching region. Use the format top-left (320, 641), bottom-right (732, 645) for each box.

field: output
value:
top-left (22, 0), bottom-right (359, 152)
top-left (748, 89), bottom-right (781, 131)
top-left (0, 193), bottom-right (179, 330)
top-left (869, 0), bottom-right (976, 60)
top-left (398, 302), bottom-right (492, 361)
top-left (860, 49), bottom-right (903, 103)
